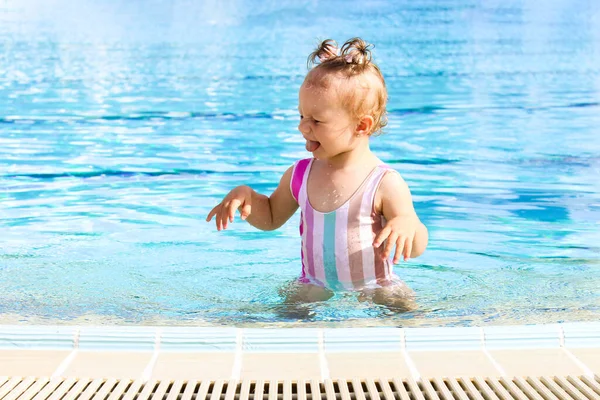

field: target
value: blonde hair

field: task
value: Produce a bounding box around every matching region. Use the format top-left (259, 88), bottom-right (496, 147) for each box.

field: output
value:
top-left (305, 38), bottom-right (388, 136)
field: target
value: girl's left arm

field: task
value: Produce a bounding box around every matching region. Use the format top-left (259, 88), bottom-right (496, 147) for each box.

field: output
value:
top-left (374, 171), bottom-right (429, 263)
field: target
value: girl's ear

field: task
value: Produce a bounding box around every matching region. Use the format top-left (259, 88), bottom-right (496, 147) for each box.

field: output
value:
top-left (355, 115), bottom-right (374, 136)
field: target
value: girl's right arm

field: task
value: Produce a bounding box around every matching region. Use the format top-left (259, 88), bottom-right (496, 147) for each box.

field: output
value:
top-left (205, 166), bottom-right (298, 231)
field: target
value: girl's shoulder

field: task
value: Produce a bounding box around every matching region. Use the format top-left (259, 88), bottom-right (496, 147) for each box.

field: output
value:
top-left (373, 166), bottom-right (409, 214)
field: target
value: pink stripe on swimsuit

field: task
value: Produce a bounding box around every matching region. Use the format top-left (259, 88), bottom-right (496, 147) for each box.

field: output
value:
top-left (290, 158), bottom-right (402, 290)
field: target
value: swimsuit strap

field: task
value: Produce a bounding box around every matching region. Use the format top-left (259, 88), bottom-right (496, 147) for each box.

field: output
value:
top-left (290, 158), bottom-right (312, 203)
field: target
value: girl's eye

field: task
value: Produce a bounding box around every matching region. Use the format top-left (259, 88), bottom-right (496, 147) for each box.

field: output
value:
top-left (299, 115), bottom-right (319, 124)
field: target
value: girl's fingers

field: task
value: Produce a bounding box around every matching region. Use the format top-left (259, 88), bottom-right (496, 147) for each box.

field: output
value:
top-left (394, 236), bottom-right (407, 264)
top-left (206, 195), bottom-right (250, 230)
top-left (373, 226), bottom-right (391, 248)
top-left (216, 209), bottom-right (222, 230)
top-left (229, 199), bottom-right (242, 222)
top-left (221, 205), bottom-right (231, 229)
top-left (206, 204), bottom-right (221, 222)
top-left (382, 232), bottom-right (398, 260)
top-left (241, 203), bottom-right (252, 220)
top-left (404, 236), bottom-right (414, 261)
top-left (210, 204), bottom-right (225, 230)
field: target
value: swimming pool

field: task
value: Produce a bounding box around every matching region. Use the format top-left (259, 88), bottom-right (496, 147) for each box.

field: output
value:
top-left (1, 0), bottom-right (599, 327)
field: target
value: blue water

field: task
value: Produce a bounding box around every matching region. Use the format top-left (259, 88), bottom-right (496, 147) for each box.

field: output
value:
top-left (1, 0), bottom-right (599, 326)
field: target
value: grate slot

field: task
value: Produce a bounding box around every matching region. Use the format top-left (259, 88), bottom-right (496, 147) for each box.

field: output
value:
top-left (165, 380), bottom-right (184, 400)
top-left (335, 380), bottom-right (351, 400)
top-left (552, 377), bottom-right (582, 400)
top-left (197, 380), bottom-right (213, 400)
top-left (431, 378), bottom-right (454, 400)
top-left (74, 379), bottom-right (104, 400)
top-left (580, 375), bottom-right (600, 397)
top-left (135, 380), bottom-right (157, 400)
top-left (377, 379), bottom-right (395, 400)
top-left (62, 378), bottom-right (91, 400)
top-left (566, 376), bottom-right (600, 400)
top-left (256, 380), bottom-right (267, 400)
top-left (47, 377), bottom-right (78, 400)
top-left (3, 377), bottom-right (36, 400)
top-left (513, 377), bottom-right (545, 400)
top-left (417, 379), bottom-right (438, 400)
top-left (472, 377), bottom-right (502, 400)
top-left (539, 376), bottom-right (582, 400)
top-left (443, 378), bottom-right (469, 400)
top-left (122, 379), bottom-right (144, 400)
top-left (484, 377), bottom-right (519, 400)
top-left (105, 379), bottom-right (132, 400)
top-left (94, 378), bottom-right (120, 400)
top-left (459, 377), bottom-right (487, 400)
top-left (364, 379), bottom-right (380, 400)
top-left (359, 382), bottom-right (370, 400)
top-left (239, 380), bottom-right (252, 400)
top-left (31, 378), bottom-right (70, 400)
top-left (152, 380), bottom-right (172, 400)
top-left (315, 380), bottom-right (326, 400)
top-left (237, 381), bottom-right (250, 400)
top-left (322, 380), bottom-right (336, 400)
top-left (350, 379), bottom-right (365, 400)
top-left (12, 377), bottom-right (51, 400)
top-left (264, 382), bottom-right (271, 400)
top-left (0, 377), bottom-right (24, 399)
top-left (209, 380), bottom-right (225, 400)
top-left (498, 377), bottom-right (529, 400)
top-left (181, 380), bottom-right (200, 400)
top-left (225, 379), bottom-right (240, 400)
top-left (389, 378), bottom-right (411, 400)
top-left (525, 377), bottom-right (560, 400)
top-left (406, 378), bottom-right (426, 400)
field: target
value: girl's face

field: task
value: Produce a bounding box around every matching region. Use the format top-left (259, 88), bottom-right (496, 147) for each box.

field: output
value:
top-left (298, 82), bottom-right (359, 160)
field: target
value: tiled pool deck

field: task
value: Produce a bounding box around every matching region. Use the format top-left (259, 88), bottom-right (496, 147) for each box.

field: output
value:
top-left (0, 323), bottom-right (598, 380)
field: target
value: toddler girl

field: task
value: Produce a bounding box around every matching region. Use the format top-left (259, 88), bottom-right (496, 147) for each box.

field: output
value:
top-left (206, 38), bottom-right (428, 311)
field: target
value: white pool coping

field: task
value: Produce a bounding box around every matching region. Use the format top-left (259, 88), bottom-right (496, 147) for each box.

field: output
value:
top-left (0, 321), bottom-right (599, 383)
top-left (1, 321), bottom-right (598, 352)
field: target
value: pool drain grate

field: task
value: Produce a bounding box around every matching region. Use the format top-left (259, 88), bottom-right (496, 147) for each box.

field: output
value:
top-left (0, 375), bottom-right (599, 400)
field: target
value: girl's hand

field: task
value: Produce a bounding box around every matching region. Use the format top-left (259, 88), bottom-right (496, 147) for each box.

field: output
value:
top-left (206, 185), bottom-right (253, 231)
top-left (373, 214), bottom-right (421, 263)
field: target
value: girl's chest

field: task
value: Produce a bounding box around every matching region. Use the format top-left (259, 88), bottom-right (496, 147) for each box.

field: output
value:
top-left (306, 168), bottom-right (373, 214)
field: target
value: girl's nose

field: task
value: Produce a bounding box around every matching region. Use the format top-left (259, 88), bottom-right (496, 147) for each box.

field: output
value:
top-left (298, 119), bottom-right (309, 135)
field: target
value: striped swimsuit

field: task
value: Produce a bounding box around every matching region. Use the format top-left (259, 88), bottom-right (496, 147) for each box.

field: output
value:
top-left (290, 158), bottom-right (403, 290)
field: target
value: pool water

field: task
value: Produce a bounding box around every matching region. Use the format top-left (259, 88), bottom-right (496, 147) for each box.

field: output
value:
top-left (1, 0), bottom-right (599, 326)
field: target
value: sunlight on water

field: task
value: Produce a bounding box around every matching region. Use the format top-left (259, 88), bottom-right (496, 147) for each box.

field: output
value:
top-left (1, 0), bottom-right (599, 326)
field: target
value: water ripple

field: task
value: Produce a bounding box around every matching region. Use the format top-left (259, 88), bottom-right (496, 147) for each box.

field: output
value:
top-left (1, 101), bottom-right (598, 126)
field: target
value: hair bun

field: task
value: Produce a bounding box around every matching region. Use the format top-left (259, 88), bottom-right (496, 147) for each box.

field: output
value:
top-left (340, 37), bottom-right (372, 67)
top-left (308, 39), bottom-right (339, 67)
